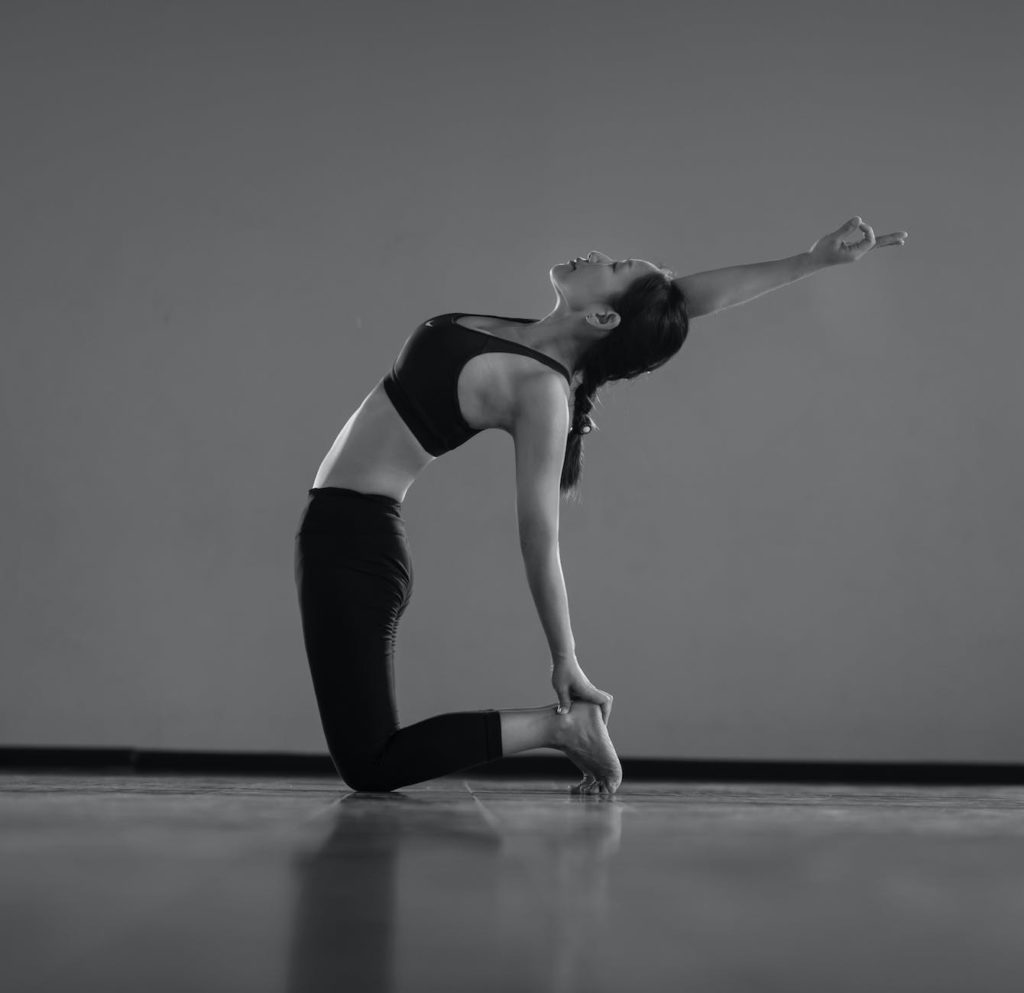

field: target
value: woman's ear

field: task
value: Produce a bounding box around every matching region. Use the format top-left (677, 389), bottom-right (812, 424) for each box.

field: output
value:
top-left (585, 308), bottom-right (620, 332)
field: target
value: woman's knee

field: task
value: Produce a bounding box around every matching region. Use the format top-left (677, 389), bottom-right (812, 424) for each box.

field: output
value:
top-left (338, 756), bottom-right (398, 793)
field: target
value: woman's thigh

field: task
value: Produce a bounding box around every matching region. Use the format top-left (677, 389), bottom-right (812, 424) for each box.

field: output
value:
top-left (294, 527), bottom-right (413, 758)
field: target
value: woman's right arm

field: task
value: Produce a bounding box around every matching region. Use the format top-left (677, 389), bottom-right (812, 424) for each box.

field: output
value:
top-left (519, 536), bottom-right (576, 664)
top-left (513, 375), bottom-right (613, 720)
top-left (672, 217), bottom-right (907, 317)
top-left (513, 374), bottom-right (576, 660)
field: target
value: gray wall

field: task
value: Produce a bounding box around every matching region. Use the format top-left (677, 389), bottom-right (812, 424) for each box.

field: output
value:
top-left (2, 0), bottom-right (1021, 761)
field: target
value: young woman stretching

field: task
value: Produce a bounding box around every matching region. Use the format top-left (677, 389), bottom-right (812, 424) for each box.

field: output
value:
top-left (294, 217), bottom-right (908, 795)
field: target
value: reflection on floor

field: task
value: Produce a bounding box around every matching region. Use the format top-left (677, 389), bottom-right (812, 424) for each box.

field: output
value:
top-left (2, 772), bottom-right (1024, 992)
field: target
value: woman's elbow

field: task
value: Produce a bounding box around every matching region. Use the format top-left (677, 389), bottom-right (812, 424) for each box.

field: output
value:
top-left (518, 522), bottom-right (558, 554)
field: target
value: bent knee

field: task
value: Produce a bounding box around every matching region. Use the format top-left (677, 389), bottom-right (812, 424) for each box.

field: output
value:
top-left (339, 758), bottom-right (398, 793)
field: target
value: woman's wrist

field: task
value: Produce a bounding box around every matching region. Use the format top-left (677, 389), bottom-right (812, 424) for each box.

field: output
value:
top-left (798, 249), bottom-right (835, 275)
top-left (551, 652), bottom-right (578, 668)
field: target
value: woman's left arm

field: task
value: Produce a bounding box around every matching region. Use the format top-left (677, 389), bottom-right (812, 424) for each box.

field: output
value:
top-left (673, 216), bottom-right (908, 319)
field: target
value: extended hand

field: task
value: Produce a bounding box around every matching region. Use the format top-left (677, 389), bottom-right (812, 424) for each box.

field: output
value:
top-left (551, 659), bottom-right (614, 724)
top-left (809, 216), bottom-right (908, 267)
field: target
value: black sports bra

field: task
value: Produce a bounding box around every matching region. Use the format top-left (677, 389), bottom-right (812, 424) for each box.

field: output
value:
top-left (381, 312), bottom-right (572, 457)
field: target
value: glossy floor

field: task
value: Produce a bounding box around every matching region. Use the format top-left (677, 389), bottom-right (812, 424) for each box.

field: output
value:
top-left (2, 772), bottom-right (1024, 992)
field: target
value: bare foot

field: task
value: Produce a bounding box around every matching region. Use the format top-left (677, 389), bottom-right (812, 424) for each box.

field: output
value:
top-left (550, 702), bottom-right (623, 794)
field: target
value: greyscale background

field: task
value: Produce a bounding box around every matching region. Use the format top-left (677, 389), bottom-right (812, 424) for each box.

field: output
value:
top-left (1, 0), bottom-right (1020, 762)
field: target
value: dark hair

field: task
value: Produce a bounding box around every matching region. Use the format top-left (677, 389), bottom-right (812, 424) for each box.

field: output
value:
top-left (560, 271), bottom-right (689, 499)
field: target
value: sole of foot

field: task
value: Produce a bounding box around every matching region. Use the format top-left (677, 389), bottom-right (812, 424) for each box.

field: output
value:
top-left (552, 701), bottom-right (622, 794)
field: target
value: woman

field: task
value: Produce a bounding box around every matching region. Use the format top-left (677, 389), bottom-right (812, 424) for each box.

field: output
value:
top-left (294, 217), bottom-right (908, 795)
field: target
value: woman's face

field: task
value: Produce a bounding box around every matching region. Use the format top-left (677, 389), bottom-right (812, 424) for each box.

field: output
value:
top-left (550, 250), bottom-right (668, 308)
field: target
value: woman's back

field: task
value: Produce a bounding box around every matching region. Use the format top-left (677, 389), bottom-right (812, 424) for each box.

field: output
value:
top-left (313, 313), bottom-right (573, 501)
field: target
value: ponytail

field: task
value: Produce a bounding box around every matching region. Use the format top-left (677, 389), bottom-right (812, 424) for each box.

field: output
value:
top-left (559, 272), bottom-right (689, 500)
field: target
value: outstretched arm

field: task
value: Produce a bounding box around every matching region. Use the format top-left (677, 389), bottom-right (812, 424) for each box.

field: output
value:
top-left (673, 216), bottom-right (908, 319)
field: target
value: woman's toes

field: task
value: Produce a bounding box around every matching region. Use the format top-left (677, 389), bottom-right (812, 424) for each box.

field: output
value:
top-left (571, 773), bottom-right (597, 794)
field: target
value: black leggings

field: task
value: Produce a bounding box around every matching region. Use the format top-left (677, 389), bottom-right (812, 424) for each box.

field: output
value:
top-left (294, 486), bottom-right (503, 791)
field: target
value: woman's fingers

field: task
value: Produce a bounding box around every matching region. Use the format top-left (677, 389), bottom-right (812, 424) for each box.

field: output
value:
top-left (841, 222), bottom-right (875, 253)
top-left (830, 218), bottom-right (908, 261)
top-left (575, 681), bottom-right (613, 723)
top-left (874, 231), bottom-right (909, 248)
top-left (558, 663), bottom-right (614, 723)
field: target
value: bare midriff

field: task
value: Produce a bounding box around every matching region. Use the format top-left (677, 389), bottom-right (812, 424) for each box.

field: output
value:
top-left (311, 316), bottom-right (570, 503)
top-left (311, 377), bottom-right (436, 502)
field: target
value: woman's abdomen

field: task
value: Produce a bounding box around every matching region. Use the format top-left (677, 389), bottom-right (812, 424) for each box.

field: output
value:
top-left (312, 380), bottom-right (435, 499)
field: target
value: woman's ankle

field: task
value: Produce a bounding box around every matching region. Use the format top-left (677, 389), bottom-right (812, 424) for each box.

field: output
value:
top-left (499, 704), bottom-right (560, 755)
